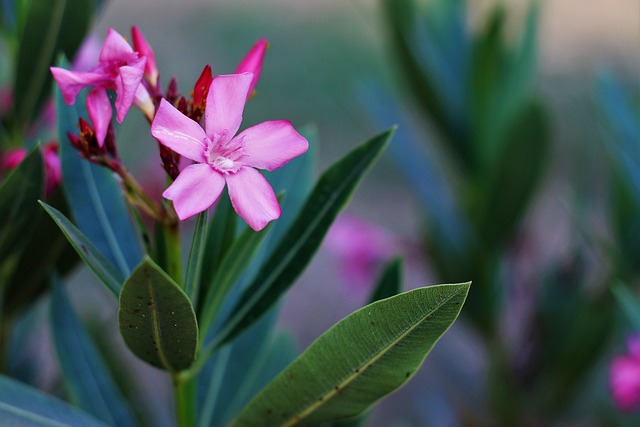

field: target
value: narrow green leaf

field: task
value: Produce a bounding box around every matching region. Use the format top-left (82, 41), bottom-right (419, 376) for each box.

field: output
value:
top-left (199, 222), bottom-right (271, 339)
top-left (209, 128), bottom-right (394, 352)
top-left (368, 257), bottom-right (403, 304)
top-left (232, 282), bottom-right (471, 426)
top-left (56, 80), bottom-right (142, 277)
top-left (50, 278), bottom-right (138, 427)
top-left (118, 256), bottom-right (198, 372)
top-left (184, 210), bottom-right (208, 300)
top-left (13, 0), bottom-right (91, 125)
top-left (0, 147), bottom-right (43, 262)
top-left (39, 202), bottom-right (123, 295)
top-left (198, 192), bottom-right (236, 315)
top-left (0, 374), bottom-right (109, 427)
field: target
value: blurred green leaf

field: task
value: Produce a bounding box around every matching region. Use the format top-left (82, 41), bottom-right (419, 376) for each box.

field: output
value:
top-left (612, 282), bottom-right (640, 330)
top-left (475, 102), bottom-right (550, 247)
top-left (232, 283), bottom-right (470, 426)
top-left (0, 374), bottom-right (109, 426)
top-left (368, 257), bottom-right (403, 304)
top-left (209, 128), bottom-right (394, 352)
top-left (56, 78), bottom-right (142, 277)
top-left (13, 0), bottom-right (92, 126)
top-left (40, 201), bottom-right (123, 295)
top-left (50, 278), bottom-right (138, 427)
top-left (118, 256), bottom-right (198, 372)
top-left (0, 147), bottom-right (42, 262)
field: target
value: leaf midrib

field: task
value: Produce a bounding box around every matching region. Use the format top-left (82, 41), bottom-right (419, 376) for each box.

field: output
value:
top-left (281, 285), bottom-right (465, 426)
top-left (146, 276), bottom-right (176, 374)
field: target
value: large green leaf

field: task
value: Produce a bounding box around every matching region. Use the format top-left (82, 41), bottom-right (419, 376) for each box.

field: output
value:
top-left (0, 374), bottom-right (109, 427)
top-left (13, 0), bottom-right (92, 125)
top-left (207, 128), bottom-right (394, 353)
top-left (55, 82), bottom-right (142, 278)
top-left (50, 279), bottom-right (138, 427)
top-left (232, 282), bottom-right (470, 426)
top-left (118, 256), bottom-right (198, 372)
top-left (40, 202), bottom-right (124, 295)
top-left (0, 147), bottom-right (42, 263)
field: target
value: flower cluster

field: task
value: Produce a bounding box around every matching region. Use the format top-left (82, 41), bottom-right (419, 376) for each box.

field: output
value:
top-left (50, 28), bottom-right (308, 231)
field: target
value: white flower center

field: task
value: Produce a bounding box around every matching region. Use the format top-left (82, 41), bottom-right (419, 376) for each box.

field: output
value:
top-left (203, 134), bottom-right (245, 174)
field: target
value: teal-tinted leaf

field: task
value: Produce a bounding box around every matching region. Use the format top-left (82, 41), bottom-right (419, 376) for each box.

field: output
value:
top-left (611, 282), bottom-right (640, 330)
top-left (56, 80), bottom-right (142, 277)
top-left (40, 201), bottom-right (123, 295)
top-left (209, 128), bottom-right (393, 352)
top-left (118, 256), bottom-right (198, 372)
top-left (13, 0), bottom-right (92, 125)
top-left (0, 147), bottom-right (42, 262)
top-left (50, 278), bottom-right (138, 427)
top-left (368, 257), bottom-right (403, 304)
top-left (184, 210), bottom-right (208, 300)
top-left (232, 283), bottom-right (470, 426)
top-left (0, 374), bottom-right (109, 427)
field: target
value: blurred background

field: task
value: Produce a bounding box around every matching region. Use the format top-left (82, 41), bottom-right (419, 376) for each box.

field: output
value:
top-left (3, 0), bottom-right (637, 425)
top-left (96, 0), bottom-right (638, 426)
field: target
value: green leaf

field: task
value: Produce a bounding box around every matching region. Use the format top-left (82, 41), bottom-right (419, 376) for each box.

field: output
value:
top-left (40, 201), bottom-right (123, 295)
top-left (209, 128), bottom-right (394, 352)
top-left (232, 282), bottom-right (470, 426)
top-left (56, 80), bottom-right (143, 278)
top-left (199, 222), bottom-right (272, 337)
top-left (50, 278), bottom-right (138, 427)
top-left (0, 147), bottom-right (42, 263)
top-left (198, 191), bottom-right (236, 314)
top-left (0, 374), bottom-right (109, 426)
top-left (13, 0), bottom-right (92, 125)
top-left (118, 256), bottom-right (198, 372)
top-left (184, 210), bottom-right (208, 300)
top-left (612, 282), bottom-right (640, 330)
top-left (368, 257), bottom-right (403, 304)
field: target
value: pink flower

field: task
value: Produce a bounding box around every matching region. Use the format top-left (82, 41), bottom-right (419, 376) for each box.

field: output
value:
top-left (610, 335), bottom-right (640, 412)
top-left (151, 72), bottom-right (308, 231)
top-left (325, 214), bottom-right (398, 293)
top-left (235, 38), bottom-right (268, 99)
top-left (1, 142), bottom-right (61, 198)
top-left (50, 28), bottom-right (147, 147)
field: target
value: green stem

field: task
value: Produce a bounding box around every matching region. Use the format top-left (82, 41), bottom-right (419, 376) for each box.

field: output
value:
top-left (163, 221), bottom-right (183, 286)
top-left (173, 372), bottom-right (197, 427)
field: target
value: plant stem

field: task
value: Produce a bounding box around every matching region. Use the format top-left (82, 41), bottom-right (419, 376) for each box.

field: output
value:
top-left (173, 371), bottom-right (197, 427)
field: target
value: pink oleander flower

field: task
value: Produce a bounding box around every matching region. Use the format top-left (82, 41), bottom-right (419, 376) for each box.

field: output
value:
top-left (1, 142), bottom-right (61, 198)
top-left (151, 72), bottom-right (308, 231)
top-left (610, 334), bottom-right (640, 412)
top-left (50, 28), bottom-right (148, 147)
top-left (325, 214), bottom-right (398, 294)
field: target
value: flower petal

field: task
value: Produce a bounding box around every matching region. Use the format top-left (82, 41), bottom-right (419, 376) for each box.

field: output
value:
top-left (163, 164), bottom-right (225, 220)
top-left (151, 99), bottom-right (207, 162)
top-left (204, 73), bottom-right (252, 144)
top-left (236, 120), bottom-right (309, 171)
top-left (114, 58), bottom-right (146, 122)
top-left (99, 28), bottom-right (136, 63)
top-left (235, 38), bottom-right (268, 98)
top-left (50, 67), bottom-right (109, 105)
top-left (131, 26), bottom-right (158, 86)
top-left (226, 167), bottom-right (280, 231)
top-left (86, 88), bottom-right (113, 147)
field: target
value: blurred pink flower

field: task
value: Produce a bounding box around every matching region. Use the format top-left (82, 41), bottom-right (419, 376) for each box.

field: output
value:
top-left (1, 142), bottom-right (61, 197)
top-left (50, 28), bottom-right (147, 147)
top-left (325, 214), bottom-right (398, 292)
top-left (72, 35), bottom-right (102, 72)
top-left (610, 335), bottom-right (640, 412)
top-left (151, 72), bottom-right (308, 231)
